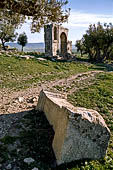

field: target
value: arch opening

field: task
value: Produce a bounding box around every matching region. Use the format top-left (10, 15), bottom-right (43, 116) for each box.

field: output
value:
top-left (54, 26), bottom-right (57, 40)
top-left (60, 32), bottom-right (67, 56)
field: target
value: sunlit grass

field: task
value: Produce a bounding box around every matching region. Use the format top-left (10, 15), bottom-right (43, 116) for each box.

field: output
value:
top-left (68, 72), bottom-right (113, 170)
top-left (0, 54), bottom-right (96, 90)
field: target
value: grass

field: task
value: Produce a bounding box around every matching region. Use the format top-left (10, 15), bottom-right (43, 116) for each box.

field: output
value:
top-left (68, 72), bottom-right (113, 170)
top-left (0, 53), bottom-right (112, 90)
top-left (0, 53), bottom-right (113, 169)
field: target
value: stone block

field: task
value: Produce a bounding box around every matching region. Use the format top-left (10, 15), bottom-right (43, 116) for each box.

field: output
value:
top-left (36, 90), bottom-right (110, 165)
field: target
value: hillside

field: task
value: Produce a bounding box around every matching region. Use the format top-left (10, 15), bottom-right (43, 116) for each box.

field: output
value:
top-left (6, 43), bottom-right (45, 52)
top-left (6, 43), bottom-right (76, 52)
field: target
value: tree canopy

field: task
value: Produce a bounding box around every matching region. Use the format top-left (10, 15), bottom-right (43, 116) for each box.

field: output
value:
top-left (0, 0), bottom-right (70, 32)
top-left (75, 39), bottom-right (86, 57)
top-left (17, 32), bottom-right (28, 51)
top-left (0, 10), bottom-right (19, 50)
top-left (76, 23), bottom-right (113, 62)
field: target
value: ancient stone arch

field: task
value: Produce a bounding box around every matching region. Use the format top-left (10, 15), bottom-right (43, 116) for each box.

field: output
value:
top-left (44, 24), bottom-right (72, 57)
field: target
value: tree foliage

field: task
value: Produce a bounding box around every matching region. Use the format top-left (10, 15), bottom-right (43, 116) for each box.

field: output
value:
top-left (0, 0), bottom-right (70, 32)
top-left (0, 10), bottom-right (19, 50)
top-left (75, 40), bottom-right (86, 57)
top-left (0, 10), bottom-right (25, 28)
top-left (17, 32), bottom-right (28, 51)
top-left (76, 23), bottom-right (113, 62)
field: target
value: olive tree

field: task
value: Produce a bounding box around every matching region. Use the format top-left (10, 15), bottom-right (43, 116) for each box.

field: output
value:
top-left (0, 10), bottom-right (20, 50)
top-left (75, 39), bottom-right (86, 57)
top-left (17, 32), bottom-right (28, 51)
top-left (0, 0), bottom-right (70, 32)
top-left (77, 23), bottom-right (113, 62)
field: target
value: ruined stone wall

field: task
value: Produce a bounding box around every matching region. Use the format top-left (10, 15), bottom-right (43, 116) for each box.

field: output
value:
top-left (44, 25), bottom-right (53, 56)
top-left (67, 41), bottom-right (72, 54)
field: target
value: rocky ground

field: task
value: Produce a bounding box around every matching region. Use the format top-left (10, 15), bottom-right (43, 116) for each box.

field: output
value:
top-left (0, 70), bottom-right (102, 115)
top-left (0, 70), bottom-right (103, 170)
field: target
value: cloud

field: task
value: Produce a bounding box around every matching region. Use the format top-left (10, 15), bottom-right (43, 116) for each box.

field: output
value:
top-left (61, 10), bottom-right (113, 43)
top-left (63, 10), bottom-right (113, 28)
top-left (16, 22), bottom-right (44, 43)
top-left (16, 10), bottom-right (113, 43)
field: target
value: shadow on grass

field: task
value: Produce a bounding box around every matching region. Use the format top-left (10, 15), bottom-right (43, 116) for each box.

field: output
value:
top-left (89, 63), bottom-right (113, 72)
top-left (24, 52), bottom-right (113, 72)
top-left (71, 56), bottom-right (113, 72)
top-left (75, 57), bottom-right (113, 71)
top-left (75, 57), bottom-right (90, 63)
top-left (0, 110), bottom-right (55, 169)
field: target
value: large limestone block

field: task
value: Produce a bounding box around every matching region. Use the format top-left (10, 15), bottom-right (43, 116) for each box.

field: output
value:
top-left (36, 90), bottom-right (110, 165)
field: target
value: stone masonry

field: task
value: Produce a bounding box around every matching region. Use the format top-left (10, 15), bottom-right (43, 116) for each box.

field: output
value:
top-left (36, 90), bottom-right (110, 165)
top-left (44, 24), bottom-right (72, 57)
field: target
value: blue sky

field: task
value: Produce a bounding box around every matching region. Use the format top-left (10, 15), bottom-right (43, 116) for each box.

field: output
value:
top-left (17, 0), bottom-right (113, 44)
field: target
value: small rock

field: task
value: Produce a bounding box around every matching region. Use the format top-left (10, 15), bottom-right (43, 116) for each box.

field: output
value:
top-left (28, 97), bottom-right (37, 103)
top-left (6, 164), bottom-right (12, 169)
top-left (37, 57), bottom-right (47, 61)
top-left (32, 168), bottom-right (39, 170)
top-left (17, 148), bottom-right (21, 154)
top-left (24, 157), bottom-right (35, 165)
top-left (33, 97), bottom-right (38, 102)
top-left (18, 97), bottom-right (24, 103)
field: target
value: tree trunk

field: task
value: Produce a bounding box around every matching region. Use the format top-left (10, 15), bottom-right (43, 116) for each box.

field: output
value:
top-left (21, 46), bottom-right (23, 52)
top-left (1, 39), bottom-right (6, 51)
top-left (88, 49), bottom-right (93, 61)
top-left (80, 50), bottom-right (83, 57)
top-left (96, 48), bottom-right (101, 62)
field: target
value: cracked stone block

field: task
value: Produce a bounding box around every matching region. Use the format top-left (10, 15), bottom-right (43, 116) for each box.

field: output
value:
top-left (36, 90), bottom-right (110, 165)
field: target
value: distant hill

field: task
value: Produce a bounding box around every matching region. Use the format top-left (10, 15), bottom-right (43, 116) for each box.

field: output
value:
top-left (7, 43), bottom-right (76, 52)
top-left (6, 43), bottom-right (45, 52)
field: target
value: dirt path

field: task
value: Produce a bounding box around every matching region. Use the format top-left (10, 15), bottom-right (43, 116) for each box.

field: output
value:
top-left (0, 70), bottom-right (102, 115)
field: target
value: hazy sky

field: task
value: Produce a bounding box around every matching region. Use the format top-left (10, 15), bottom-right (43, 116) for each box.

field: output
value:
top-left (17, 0), bottom-right (113, 44)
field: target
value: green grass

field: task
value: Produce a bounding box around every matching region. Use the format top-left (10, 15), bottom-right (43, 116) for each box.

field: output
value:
top-left (68, 72), bottom-right (113, 170)
top-left (0, 54), bottom-right (113, 169)
top-left (0, 54), bottom-right (111, 90)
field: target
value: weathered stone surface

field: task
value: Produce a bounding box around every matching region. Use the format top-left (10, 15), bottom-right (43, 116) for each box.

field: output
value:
top-left (32, 168), bottom-right (39, 170)
top-left (44, 24), bottom-right (72, 57)
top-left (36, 90), bottom-right (110, 165)
top-left (24, 157), bottom-right (35, 165)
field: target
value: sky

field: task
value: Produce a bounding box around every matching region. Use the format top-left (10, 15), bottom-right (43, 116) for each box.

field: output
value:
top-left (16, 0), bottom-right (113, 44)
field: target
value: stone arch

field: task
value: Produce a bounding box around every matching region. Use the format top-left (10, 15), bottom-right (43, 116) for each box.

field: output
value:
top-left (60, 32), bottom-right (67, 56)
top-left (54, 26), bottom-right (57, 40)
